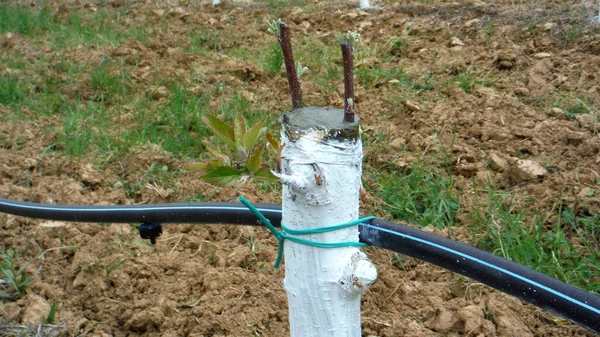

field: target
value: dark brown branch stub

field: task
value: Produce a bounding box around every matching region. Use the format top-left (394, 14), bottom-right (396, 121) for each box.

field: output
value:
top-left (340, 38), bottom-right (355, 123)
top-left (278, 22), bottom-right (303, 110)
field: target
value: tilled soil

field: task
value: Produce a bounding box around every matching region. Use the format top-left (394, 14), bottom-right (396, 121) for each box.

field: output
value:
top-left (1, 0), bottom-right (599, 336)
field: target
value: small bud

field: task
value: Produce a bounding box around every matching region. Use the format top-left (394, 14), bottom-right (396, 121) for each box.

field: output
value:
top-left (295, 61), bottom-right (308, 79)
top-left (266, 18), bottom-right (281, 35)
top-left (346, 31), bottom-right (360, 46)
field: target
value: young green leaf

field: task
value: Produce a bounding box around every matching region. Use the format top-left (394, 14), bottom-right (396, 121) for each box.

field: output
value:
top-left (183, 162), bottom-right (207, 171)
top-left (266, 132), bottom-right (279, 152)
top-left (201, 166), bottom-right (247, 186)
top-left (254, 167), bottom-right (279, 181)
top-left (204, 143), bottom-right (231, 164)
top-left (247, 144), bottom-right (265, 174)
top-left (242, 117), bottom-right (266, 153)
top-left (266, 132), bottom-right (285, 172)
top-left (347, 31), bottom-right (360, 46)
top-left (44, 301), bottom-right (57, 324)
top-left (201, 114), bottom-right (236, 148)
top-left (234, 113), bottom-right (247, 147)
top-left (295, 61), bottom-right (308, 80)
top-left (266, 18), bottom-right (281, 35)
top-left (184, 156), bottom-right (228, 172)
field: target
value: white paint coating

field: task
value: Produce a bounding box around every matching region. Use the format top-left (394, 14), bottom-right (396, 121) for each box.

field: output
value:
top-left (280, 124), bottom-right (376, 337)
top-left (212, 0), bottom-right (220, 5)
top-left (359, 0), bottom-right (370, 9)
top-left (339, 252), bottom-right (377, 295)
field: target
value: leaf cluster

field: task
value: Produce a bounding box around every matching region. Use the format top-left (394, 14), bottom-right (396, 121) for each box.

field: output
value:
top-left (265, 19), bottom-right (281, 35)
top-left (185, 113), bottom-right (281, 186)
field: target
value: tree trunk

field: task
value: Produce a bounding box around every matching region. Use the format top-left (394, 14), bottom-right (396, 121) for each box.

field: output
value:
top-left (279, 107), bottom-right (377, 337)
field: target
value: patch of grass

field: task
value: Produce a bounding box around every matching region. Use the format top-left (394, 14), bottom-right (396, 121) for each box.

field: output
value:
top-left (450, 69), bottom-right (497, 93)
top-left (469, 185), bottom-right (600, 294)
top-left (136, 85), bottom-right (208, 157)
top-left (213, 91), bottom-right (268, 126)
top-left (562, 97), bottom-right (596, 120)
top-left (297, 37), bottom-right (340, 95)
top-left (371, 162), bottom-right (459, 228)
top-left (0, 76), bottom-right (26, 106)
top-left (187, 28), bottom-right (226, 55)
top-left (144, 163), bottom-right (180, 186)
top-left (0, 249), bottom-right (34, 300)
top-left (386, 36), bottom-right (410, 57)
top-left (0, 5), bottom-right (145, 48)
top-left (454, 71), bottom-right (477, 93)
top-left (56, 84), bottom-right (210, 163)
top-left (49, 9), bottom-right (146, 48)
top-left (263, 0), bottom-right (311, 15)
top-left (355, 65), bottom-right (399, 87)
top-left (90, 58), bottom-right (131, 102)
top-left (562, 27), bottom-right (581, 45)
top-left (58, 102), bottom-right (114, 157)
top-left (257, 180), bottom-right (281, 194)
top-left (260, 41), bottom-right (284, 76)
top-left (0, 5), bottom-right (55, 36)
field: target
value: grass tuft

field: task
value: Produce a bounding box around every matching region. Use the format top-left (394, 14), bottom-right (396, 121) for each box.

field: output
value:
top-left (372, 162), bottom-right (459, 229)
top-left (0, 76), bottom-right (26, 106)
top-left (0, 249), bottom-right (34, 300)
top-left (470, 185), bottom-right (600, 294)
top-left (261, 41), bottom-right (284, 76)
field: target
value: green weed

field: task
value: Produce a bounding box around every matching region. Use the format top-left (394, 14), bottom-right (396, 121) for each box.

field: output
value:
top-left (209, 249), bottom-right (217, 267)
top-left (58, 102), bottom-right (112, 157)
top-left (454, 71), bottom-right (477, 93)
top-left (136, 85), bottom-right (208, 157)
top-left (387, 36), bottom-right (409, 57)
top-left (371, 162), bottom-right (459, 228)
top-left (451, 69), bottom-right (496, 93)
top-left (187, 28), bottom-right (226, 55)
top-left (50, 9), bottom-right (145, 48)
top-left (469, 185), bottom-right (600, 294)
top-left (0, 5), bottom-right (54, 36)
top-left (257, 180), bottom-right (281, 194)
top-left (103, 258), bottom-right (126, 278)
top-left (562, 27), bottom-right (581, 45)
top-left (261, 41), bottom-right (284, 76)
top-left (0, 249), bottom-right (34, 300)
top-left (90, 58), bottom-right (131, 102)
top-left (296, 37), bottom-right (340, 96)
top-left (563, 99), bottom-right (593, 120)
top-left (0, 76), bottom-right (26, 106)
top-left (0, 5), bottom-right (144, 48)
top-left (43, 301), bottom-right (57, 324)
top-left (355, 65), bottom-right (398, 87)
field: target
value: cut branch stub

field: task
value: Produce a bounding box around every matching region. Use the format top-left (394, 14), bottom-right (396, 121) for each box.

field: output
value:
top-left (278, 22), bottom-right (303, 110)
top-left (340, 38), bottom-right (355, 123)
top-left (282, 107), bottom-right (360, 143)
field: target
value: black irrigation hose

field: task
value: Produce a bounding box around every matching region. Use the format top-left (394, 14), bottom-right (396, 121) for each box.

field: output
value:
top-left (0, 197), bottom-right (599, 334)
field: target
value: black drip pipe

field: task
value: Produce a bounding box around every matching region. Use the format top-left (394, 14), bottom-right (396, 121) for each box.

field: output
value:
top-left (0, 197), bottom-right (598, 334)
top-left (0, 198), bottom-right (282, 226)
top-left (360, 219), bottom-right (600, 335)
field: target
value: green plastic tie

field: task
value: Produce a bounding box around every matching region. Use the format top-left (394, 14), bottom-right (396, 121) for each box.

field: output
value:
top-left (238, 196), bottom-right (374, 268)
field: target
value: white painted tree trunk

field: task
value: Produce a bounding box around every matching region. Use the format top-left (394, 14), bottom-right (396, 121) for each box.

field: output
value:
top-left (359, 0), bottom-right (370, 9)
top-left (279, 107), bottom-right (377, 337)
top-left (212, 0), bottom-right (220, 5)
